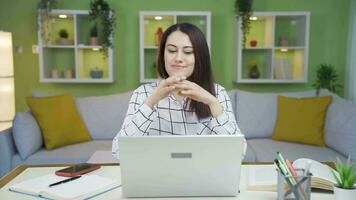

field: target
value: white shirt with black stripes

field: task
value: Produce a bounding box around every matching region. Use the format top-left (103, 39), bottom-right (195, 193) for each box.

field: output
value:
top-left (112, 82), bottom-right (247, 159)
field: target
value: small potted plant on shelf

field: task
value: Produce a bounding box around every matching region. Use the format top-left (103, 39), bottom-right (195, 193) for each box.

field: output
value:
top-left (90, 24), bottom-right (99, 45)
top-left (58, 29), bottom-right (69, 45)
top-left (331, 156), bottom-right (356, 200)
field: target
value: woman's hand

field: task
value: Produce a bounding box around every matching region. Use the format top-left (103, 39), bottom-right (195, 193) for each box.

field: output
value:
top-left (145, 76), bottom-right (186, 108)
top-left (174, 80), bottom-right (223, 117)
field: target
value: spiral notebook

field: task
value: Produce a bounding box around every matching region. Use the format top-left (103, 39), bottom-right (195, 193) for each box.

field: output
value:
top-left (9, 174), bottom-right (120, 200)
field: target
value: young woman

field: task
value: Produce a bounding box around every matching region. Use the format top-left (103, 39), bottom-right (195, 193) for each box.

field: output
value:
top-left (112, 23), bottom-right (246, 159)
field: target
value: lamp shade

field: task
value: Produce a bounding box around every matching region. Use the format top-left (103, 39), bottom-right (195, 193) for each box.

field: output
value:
top-left (0, 31), bottom-right (15, 131)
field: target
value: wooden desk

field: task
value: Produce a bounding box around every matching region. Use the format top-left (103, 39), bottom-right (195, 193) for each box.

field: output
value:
top-left (0, 163), bottom-right (334, 200)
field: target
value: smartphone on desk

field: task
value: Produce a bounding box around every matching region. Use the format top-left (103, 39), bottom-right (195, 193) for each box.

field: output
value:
top-left (55, 163), bottom-right (101, 177)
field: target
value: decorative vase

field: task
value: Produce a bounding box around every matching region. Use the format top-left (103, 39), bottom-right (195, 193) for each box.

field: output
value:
top-left (279, 36), bottom-right (289, 46)
top-left (334, 186), bottom-right (356, 200)
top-left (249, 65), bottom-right (260, 79)
top-left (51, 69), bottom-right (59, 78)
top-left (90, 67), bottom-right (103, 79)
top-left (90, 37), bottom-right (99, 46)
top-left (64, 68), bottom-right (73, 79)
top-left (155, 27), bottom-right (163, 46)
top-left (250, 40), bottom-right (257, 47)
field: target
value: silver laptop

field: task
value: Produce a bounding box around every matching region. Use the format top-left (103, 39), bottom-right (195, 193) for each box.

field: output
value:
top-left (119, 135), bottom-right (244, 198)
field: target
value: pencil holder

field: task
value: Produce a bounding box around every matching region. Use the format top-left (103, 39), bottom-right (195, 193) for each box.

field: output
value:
top-left (277, 169), bottom-right (312, 200)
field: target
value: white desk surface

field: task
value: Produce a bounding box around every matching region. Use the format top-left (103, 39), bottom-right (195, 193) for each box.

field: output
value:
top-left (0, 165), bottom-right (333, 200)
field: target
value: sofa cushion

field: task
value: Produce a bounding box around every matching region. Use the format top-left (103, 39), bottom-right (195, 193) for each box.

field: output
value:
top-left (26, 94), bottom-right (92, 150)
top-left (227, 91), bottom-right (237, 119)
top-left (12, 140), bottom-right (112, 167)
top-left (243, 142), bottom-right (257, 162)
top-left (324, 97), bottom-right (356, 161)
top-left (272, 96), bottom-right (332, 146)
top-left (235, 90), bottom-right (275, 139)
top-left (234, 89), bottom-right (333, 139)
top-left (75, 91), bottom-right (133, 140)
top-left (248, 138), bottom-right (346, 162)
top-left (12, 112), bottom-right (43, 159)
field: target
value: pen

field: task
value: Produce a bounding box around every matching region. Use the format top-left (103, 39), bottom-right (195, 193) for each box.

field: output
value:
top-left (277, 152), bottom-right (296, 185)
top-left (287, 159), bottom-right (308, 200)
top-left (286, 159), bottom-right (297, 177)
top-left (275, 159), bottom-right (304, 200)
top-left (275, 159), bottom-right (294, 184)
top-left (304, 161), bottom-right (312, 176)
top-left (49, 176), bottom-right (81, 187)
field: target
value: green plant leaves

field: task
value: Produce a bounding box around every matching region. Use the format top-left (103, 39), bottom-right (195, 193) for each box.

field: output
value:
top-left (332, 156), bottom-right (356, 189)
top-left (313, 64), bottom-right (342, 96)
top-left (89, 0), bottom-right (116, 56)
top-left (234, 0), bottom-right (253, 47)
top-left (37, 0), bottom-right (58, 45)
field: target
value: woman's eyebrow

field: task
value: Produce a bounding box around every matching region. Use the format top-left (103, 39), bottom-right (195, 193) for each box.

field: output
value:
top-left (183, 46), bottom-right (193, 49)
top-left (166, 44), bottom-right (177, 48)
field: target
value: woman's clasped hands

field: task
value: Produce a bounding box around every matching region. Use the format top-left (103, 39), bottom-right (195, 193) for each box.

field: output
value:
top-left (145, 76), bottom-right (222, 117)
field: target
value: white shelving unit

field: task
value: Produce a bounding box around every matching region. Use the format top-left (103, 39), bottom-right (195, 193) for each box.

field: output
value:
top-left (38, 9), bottom-right (113, 83)
top-left (139, 11), bottom-right (211, 83)
top-left (236, 12), bottom-right (310, 83)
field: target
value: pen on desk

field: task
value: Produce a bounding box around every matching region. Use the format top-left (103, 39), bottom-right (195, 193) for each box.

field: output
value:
top-left (49, 176), bottom-right (81, 187)
top-left (304, 161), bottom-right (312, 176)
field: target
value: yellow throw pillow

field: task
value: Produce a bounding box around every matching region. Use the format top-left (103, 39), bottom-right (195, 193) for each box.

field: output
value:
top-left (272, 96), bottom-right (332, 146)
top-left (26, 94), bottom-right (91, 150)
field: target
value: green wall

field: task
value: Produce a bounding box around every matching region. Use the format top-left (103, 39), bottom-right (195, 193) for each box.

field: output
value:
top-left (0, 0), bottom-right (350, 111)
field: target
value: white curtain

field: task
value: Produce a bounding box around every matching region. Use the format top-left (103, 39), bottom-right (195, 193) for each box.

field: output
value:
top-left (346, 0), bottom-right (356, 102)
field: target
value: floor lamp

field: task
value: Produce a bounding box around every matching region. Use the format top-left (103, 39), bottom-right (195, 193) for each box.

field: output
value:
top-left (0, 31), bottom-right (15, 131)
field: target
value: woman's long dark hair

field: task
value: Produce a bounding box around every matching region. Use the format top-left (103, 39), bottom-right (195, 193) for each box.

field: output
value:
top-left (156, 23), bottom-right (215, 119)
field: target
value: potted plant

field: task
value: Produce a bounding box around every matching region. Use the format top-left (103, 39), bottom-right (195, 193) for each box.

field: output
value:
top-left (37, 0), bottom-right (58, 45)
top-left (90, 24), bottom-right (99, 45)
top-left (331, 157), bottom-right (356, 200)
top-left (58, 29), bottom-right (69, 45)
top-left (234, 0), bottom-right (253, 47)
top-left (89, 0), bottom-right (116, 56)
top-left (313, 64), bottom-right (342, 96)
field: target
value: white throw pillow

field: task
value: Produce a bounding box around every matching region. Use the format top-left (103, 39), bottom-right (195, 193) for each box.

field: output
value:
top-left (12, 111), bottom-right (43, 159)
top-left (235, 90), bottom-right (276, 139)
top-left (75, 91), bottom-right (133, 140)
top-left (324, 97), bottom-right (356, 160)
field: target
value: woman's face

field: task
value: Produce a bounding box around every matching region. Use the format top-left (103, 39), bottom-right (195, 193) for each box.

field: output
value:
top-left (164, 31), bottom-right (195, 78)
